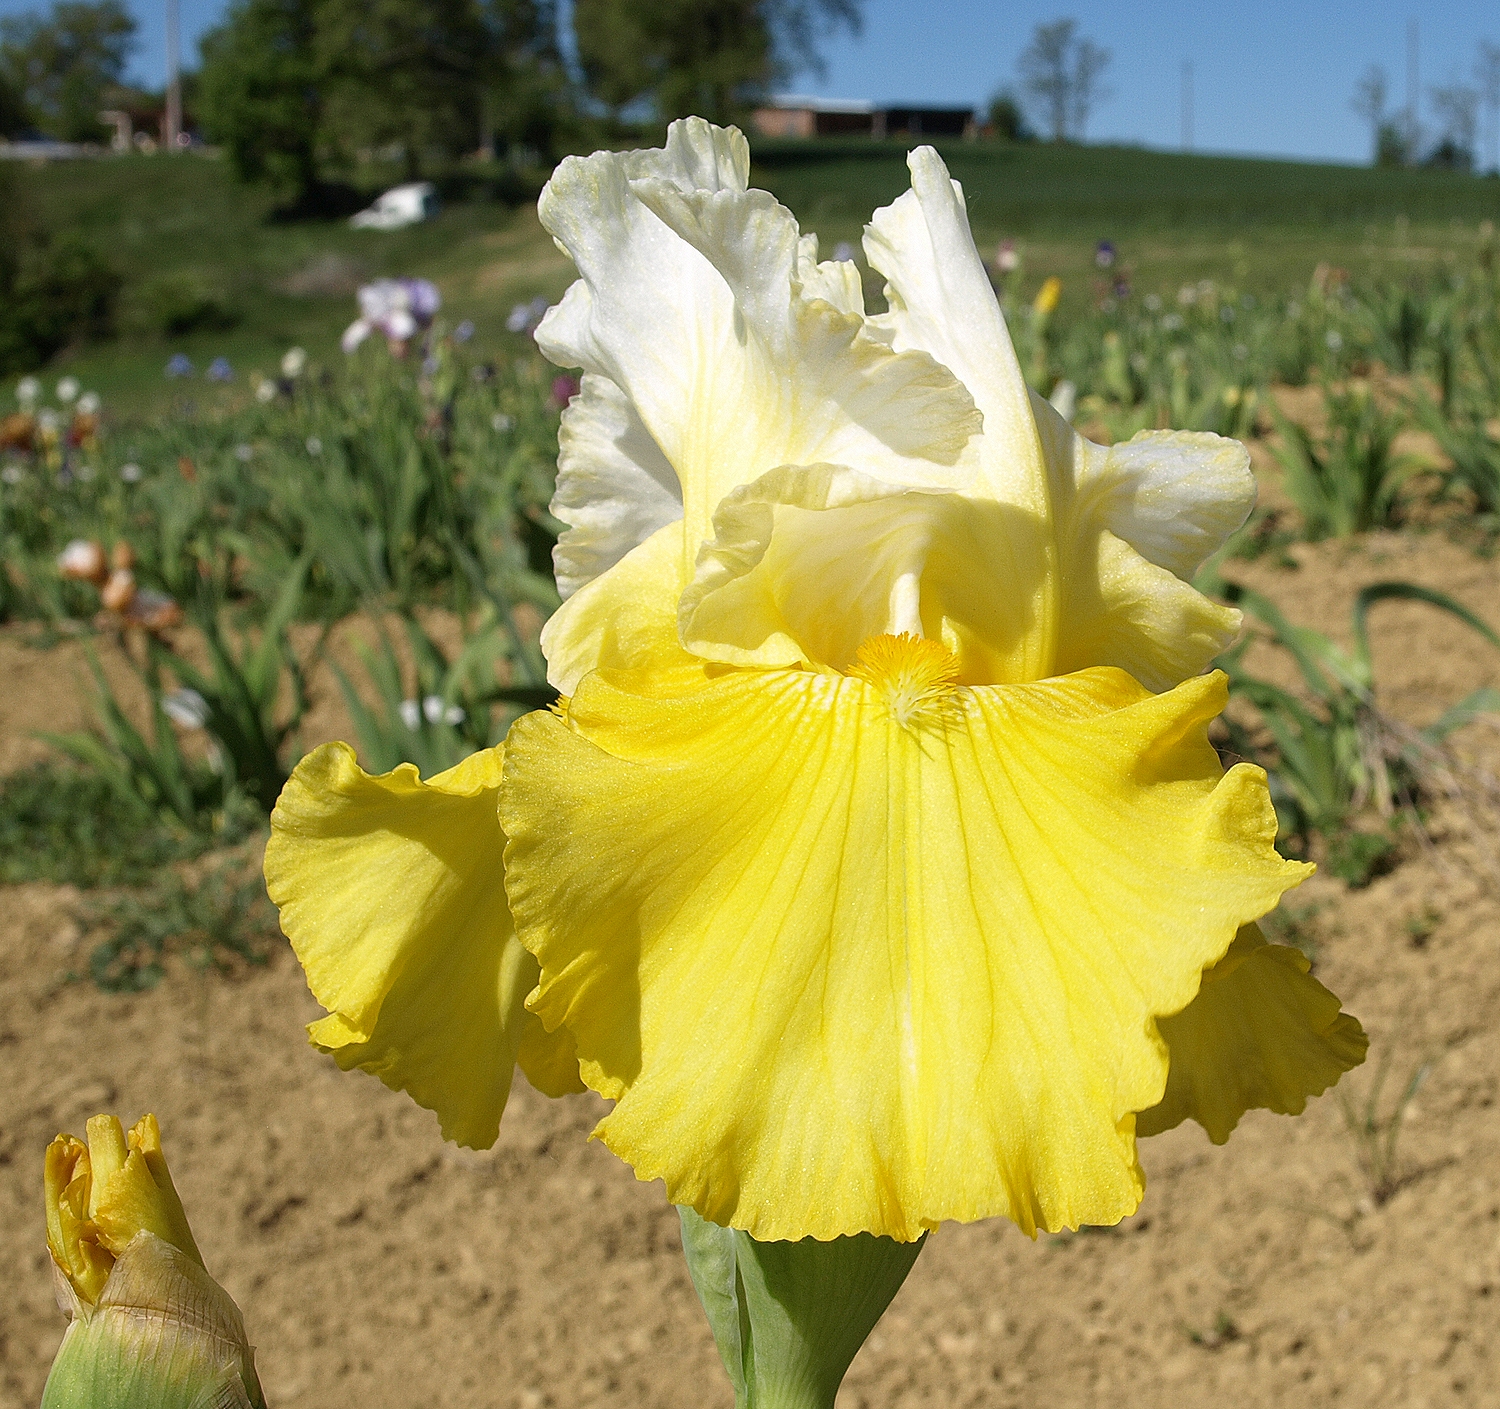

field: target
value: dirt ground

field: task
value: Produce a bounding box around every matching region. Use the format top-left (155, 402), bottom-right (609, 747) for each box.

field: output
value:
top-left (4, 498), bottom-right (1500, 1407)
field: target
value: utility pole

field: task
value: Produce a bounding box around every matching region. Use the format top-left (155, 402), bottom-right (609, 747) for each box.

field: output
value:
top-left (1181, 60), bottom-right (1193, 152)
top-left (1405, 17), bottom-right (1419, 160)
top-left (164, 0), bottom-right (181, 151)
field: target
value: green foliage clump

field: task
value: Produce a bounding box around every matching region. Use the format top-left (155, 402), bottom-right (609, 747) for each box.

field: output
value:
top-left (334, 610), bottom-right (554, 779)
top-left (1213, 581), bottom-right (1500, 884)
top-left (0, 166), bottom-right (121, 376)
top-left (1270, 384), bottom-right (1417, 540)
top-left (3, 338), bottom-right (564, 805)
top-left (1339, 1050), bottom-right (1430, 1206)
top-left (0, 761), bottom-right (208, 887)
top-left (43, 568), bottom-right (315, 831)
top-left (125, 273), bottom-right (241, 339)
top-left (78, 856), bottom-right (279, 991)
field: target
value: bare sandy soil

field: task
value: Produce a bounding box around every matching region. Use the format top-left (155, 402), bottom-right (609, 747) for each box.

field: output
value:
top-left (4, 499), bottom-right (1500, 1408)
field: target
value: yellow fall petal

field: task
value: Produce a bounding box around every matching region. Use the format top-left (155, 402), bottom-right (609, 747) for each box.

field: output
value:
top-left (264, 742), bottom-right (582, 1151)
top-left (500, 660), bottom-right (1308, 1242)
top-left (1139, 924), bottom-right (1368, 1142)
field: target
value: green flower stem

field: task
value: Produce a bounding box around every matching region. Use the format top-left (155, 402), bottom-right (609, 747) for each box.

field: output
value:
top-left (679, 1207), bottom-right (925, 1409)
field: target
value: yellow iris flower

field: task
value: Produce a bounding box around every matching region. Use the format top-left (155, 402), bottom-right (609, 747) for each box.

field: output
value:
top-left (266, 118), bottom-right (1364, 1245)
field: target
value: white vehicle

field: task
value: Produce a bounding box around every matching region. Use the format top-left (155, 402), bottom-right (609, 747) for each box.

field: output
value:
top-left (349, 182), bottom-right (439, 231)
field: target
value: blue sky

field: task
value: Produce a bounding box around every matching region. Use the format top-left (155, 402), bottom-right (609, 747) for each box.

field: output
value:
top-left (4, 0), bottom-right (1497, 164)
top-left (795, 0), bottom-right (1500, 164)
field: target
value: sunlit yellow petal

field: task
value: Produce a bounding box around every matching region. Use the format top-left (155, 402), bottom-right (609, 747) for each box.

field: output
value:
top-left (540, 519), bottom-right (694, 694)
top-left (677, 462), bottom-right (1046, 682)
top-left (1042, 407), bottom-right (1250, 691)
top-left (265, 742), bottom-right (580, 1150)
top-left (501, 662), bottom-right (1307, 1241)
top-left (89, 1114), bottom-right (204, 1267)
top-left (45, 1135), bottom-right (113, 1304)
top-left (1138, 924), bottom-right (1368, 1142)
top-left (1052, 527), bottom-right (1244, 693)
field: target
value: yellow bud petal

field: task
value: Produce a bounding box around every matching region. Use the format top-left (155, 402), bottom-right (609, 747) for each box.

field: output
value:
top-left (75, 1114), bottom-right (204, 1269)
top-left (84, 1115), bottom-right (129, 1220)
top-left (44, 1134), bottom-right (113, 1305)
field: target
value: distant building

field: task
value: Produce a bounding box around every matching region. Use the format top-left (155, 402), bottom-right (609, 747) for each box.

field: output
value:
top-left (752, 96), bottom-right (878, 138)
top-left (751, 96), bottom-right (976, 141)
top-left (880, 105), bottom-right (976, 139)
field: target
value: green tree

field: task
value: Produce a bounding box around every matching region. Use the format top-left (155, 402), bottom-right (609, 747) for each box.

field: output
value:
top-left (322, 0), bottom-right (564, 170)
top-left (0, 61), bottom-right (27, 134)
top-left (198, 0), bottom-right (563, 198)
top-left (197, 0), bottom-right (323, 202)
top-left (0, 0), bottom-right (135, 142)
top-left (1017, 17), bottom-right (1110, 143)
top-left (479, 0), bottom-right (565, 158)
top-left (316, 0), bottom-right (494, 173)
top-left (573, 0), bottom-right (860, 125)
top-left (987, 88), bottom-right (1030, 141)
top-left (1350, 64), bottom-right (1388, 165)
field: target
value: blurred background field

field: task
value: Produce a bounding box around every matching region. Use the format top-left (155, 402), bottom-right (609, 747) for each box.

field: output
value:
top-left (5, 0), bottom-right (1500, 1403)
top-left (12, 139), bottom-right (1500, 416)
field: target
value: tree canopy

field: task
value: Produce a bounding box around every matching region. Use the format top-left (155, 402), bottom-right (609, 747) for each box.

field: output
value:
top-left (198, 0), bottom-right (323, 196)
top-left (1017, 18), bottom-right (1109, 143)
top-left (0, 0), bottom-right (136, 142)
top-left (197, 0), bottom-right (565, 202)
top-left (573, 0), bottom-right (861, 125)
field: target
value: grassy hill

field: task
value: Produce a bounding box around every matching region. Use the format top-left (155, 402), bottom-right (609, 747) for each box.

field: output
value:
top-left (19, 153), bottom-right (573, 416)
top-left (17, 138), bottom-right (1500, 419)
top-left (753, 137), bottom-right (1500, 297)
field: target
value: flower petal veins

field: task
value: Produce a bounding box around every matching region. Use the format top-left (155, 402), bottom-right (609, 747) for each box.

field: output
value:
top-left (502, 663), bottom-right (1318, 1240)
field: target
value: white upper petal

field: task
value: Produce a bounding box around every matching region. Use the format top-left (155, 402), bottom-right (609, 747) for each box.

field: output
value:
top-left (1073, 428), bottom-right (1257, 581)
top-left (794, 233), bottom-right (865, 315)
top-left (864, 146), bottom-right (1048, 515)
top-left (1031, 394), bottom-right (1247, 691)
top-left (536, 119), bottom-right (980, 585)
top-left (536, 126), bottom-right (1255, 695)
top-left (551, 374), bottom-right (682, 600)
